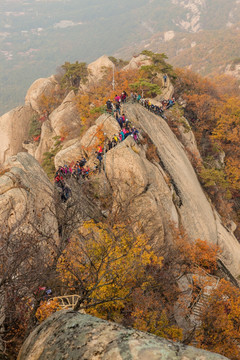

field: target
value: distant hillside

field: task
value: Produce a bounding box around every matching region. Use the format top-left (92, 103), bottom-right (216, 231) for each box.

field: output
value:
top-left (116, 24), bottom-right (240, 77)
top-left (1, 0), bottom-right (240, 114)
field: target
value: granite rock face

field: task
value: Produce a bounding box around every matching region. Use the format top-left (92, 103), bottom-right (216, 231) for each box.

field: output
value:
top-left (18, 310), bottom-right (229, 360)
top-left (123, 54), bottom-right (152, 71)
top-left (0, 105), bottom-right (35, 164)
top-left (105, 136), bottom-right (177, 245)
top-left (25, 75), bottom-right (60, 114)
top-left (35, 91), bottom-right (81, 162)
top-left (53, 104), bottom-right (240, 277)
top-left (0, 152), bottom-right (58, 239)
top-left (54, 113), bottom-right (120, 168)
top-left (87, 55), bottom-right (114, 82)
top-left (123, 103), bottom-right (240, 278)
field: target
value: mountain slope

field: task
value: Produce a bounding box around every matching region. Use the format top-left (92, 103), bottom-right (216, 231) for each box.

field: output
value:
top-left (117, 24), bottom-right (240, 76)
top-left (1, 0), bottom-right (240, 114)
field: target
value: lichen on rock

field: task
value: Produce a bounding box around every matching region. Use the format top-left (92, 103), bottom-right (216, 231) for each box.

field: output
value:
top-left (18, 310), bottom-right (229, 360)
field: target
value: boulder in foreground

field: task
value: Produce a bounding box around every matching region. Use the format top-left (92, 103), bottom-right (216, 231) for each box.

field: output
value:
top-left (18, 310), bottom-right (229, 360)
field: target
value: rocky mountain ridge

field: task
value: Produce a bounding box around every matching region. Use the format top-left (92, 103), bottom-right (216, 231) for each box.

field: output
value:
top-left (0, 53), bottom-right (240, 359)
top-left (116, 23), bottom-right (240, 77)
top-left (1, 54), bottom-right (239, 277)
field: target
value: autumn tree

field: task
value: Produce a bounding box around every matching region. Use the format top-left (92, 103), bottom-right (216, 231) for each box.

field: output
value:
top-left (75, 67), bottom-right (140, 129)
top-left (57, 220), bottom-right (163, 313)
top-left (0, 226), bottom-right (59, 357)
top-left (174, 68), bottom-right (240, 235)
top-left (38, 88), bottom-right (65, 115)
top-left (196, 279), bottom-right (240, 360)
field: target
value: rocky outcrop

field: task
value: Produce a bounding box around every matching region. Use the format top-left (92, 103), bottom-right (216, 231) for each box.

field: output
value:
top-left (35, 91), bottom-right (81, 163)
top-left (0, 152), bottom-right (59, 353)
top-left (225, 62), bottom-right (240, 80)
top-left (105, 136), bottom-right (177, 245)
top-left (0, 105), bottom-right (35, 164)
top-left (88, 55), bottom-right (114, 80)
top-left (53, 104), bottom-right (240, 277)
top-left (123, 54), bottom-right (152, 71)
top-left (123, 103), bottom-right (240, 278)
top-left (18, 310), bottom-right (229, 360)
top-left (25, 75), bottom-right (60, 113)
top-left (80, 55), bottom-right (115, 90)
top-left (34, 118), bottom-right (55, 163)
top-left (0, 152), bottom-right (58, 239)
top-left (54, 113), bottom-right (120, 168)
top-left (49, 91), bottom-right (81, 139)
top-left (166, 107), bottom-right (201, 161)
top-left (54, 138), bottom-right (82, 168)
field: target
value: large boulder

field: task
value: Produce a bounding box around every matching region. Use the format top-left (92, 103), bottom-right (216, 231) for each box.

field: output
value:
top-left (0, 152), bottom-right (59, 353)
top-left (25, 75), bottom-right (59, 113)
top-left (18, 310), bottom-right (229, 360)
top-left (34, 119), bottom-right (55, 163)
top-left (0, 152), bottom-right (58, 239)
top-left (123, 54), bottom-right (152, 71)
top-left (123, 103), bottom-right (240, 278)
top-left (49, 91), bottom-right (81, 139)
top-left (0, 105), bottom-right (35, 164)
top-left (105, 136), bottom-right (178, 245)
top-left (35, 91), bottom-right (81, 163)
top-left (54, 113), bottom-right (120, 169)
top-left (79, 55), bottom-right (115, 92)
top-left (87, 55), bottom-right (114, 82)
top-left (54, 138), bottom-right (82, 168)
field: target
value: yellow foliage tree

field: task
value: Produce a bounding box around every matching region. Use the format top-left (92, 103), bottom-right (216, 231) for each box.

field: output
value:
top-left (212, 97), bottom-right (240, 147)
top-left (57, 220), bottom-right (163, 315)
top-left (35, 299), bottom-right (61, 323)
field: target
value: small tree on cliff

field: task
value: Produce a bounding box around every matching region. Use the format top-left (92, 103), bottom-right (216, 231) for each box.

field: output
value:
top-left (61, 61), bottom-right (88, 92)
top-left (130, 79), bottom-right (161, 97)
top-left (141, 50), bottom-right (177, 80)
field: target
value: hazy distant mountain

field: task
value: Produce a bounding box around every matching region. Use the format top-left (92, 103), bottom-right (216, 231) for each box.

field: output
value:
top-left (1, 0), bottom-right (240, 115)
top-left (117, 24), bottom-right (240, 77)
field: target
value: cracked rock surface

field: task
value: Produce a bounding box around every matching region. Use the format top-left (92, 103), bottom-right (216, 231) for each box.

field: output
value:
top-left (18, 310), bottom-right (229, 360)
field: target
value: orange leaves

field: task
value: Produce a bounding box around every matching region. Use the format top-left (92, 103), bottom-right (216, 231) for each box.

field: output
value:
top-left (171, 227), bottom-right (219, 275)
top-left (131, 289), bottom-right (183, 341)
top-left (225, 158), bottom-right (240, 192)
top-left (75, 68), bottom-right (140, 130)
top-left (212, 97), bottom-right (240, 146)
top-left (196, 279), bottom-right (240, 359)
top-left (38, 87), bottom-right (64, 115)
top-left (192, 239), bottom-right (219, 273)
top-left (175, 67), bottom-right (240, 222)
top-left (212, 97), bottom-right (240, 194)
top-left (35, 299), bottom-right (61, 323)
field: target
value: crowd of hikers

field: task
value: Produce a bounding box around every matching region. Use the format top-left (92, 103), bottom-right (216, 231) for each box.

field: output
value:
top-left (106, 90), bottom-right (175, 121)
top-left (54, 158), bottom-right (92, 201)
top-left (55, 89), bottom-right (175, 202)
